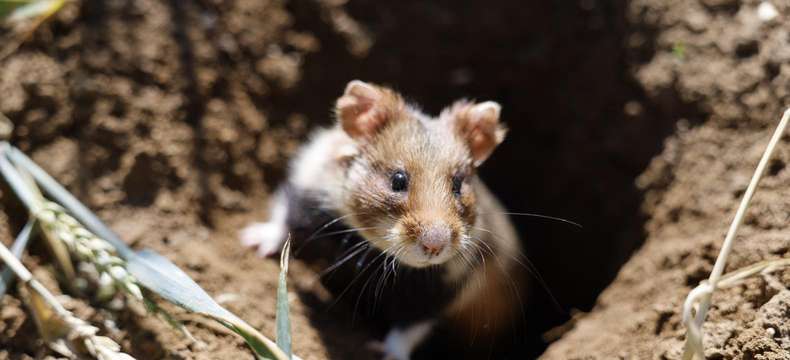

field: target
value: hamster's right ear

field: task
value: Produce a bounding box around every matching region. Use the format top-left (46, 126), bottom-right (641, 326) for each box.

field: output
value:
top-left (336, 80), bottom-right (403, 140)
top-left (442, 100), bottom-right (507, 167)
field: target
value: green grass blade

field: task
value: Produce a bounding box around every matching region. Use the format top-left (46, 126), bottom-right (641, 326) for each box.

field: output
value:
top-left (0, 219), bottom-right (35, 299)
top-left (276, 237), bottom-right (292, 358)
top-left (126, 249), bottom-right (237, 321)
top-left (127, 250), bottom-right (289, 360)
top-left (221, 319), bottom-right (288, 360)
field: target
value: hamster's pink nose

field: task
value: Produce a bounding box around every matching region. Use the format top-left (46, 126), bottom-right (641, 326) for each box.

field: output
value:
top-left (419, 223), bottom-right (452, 257)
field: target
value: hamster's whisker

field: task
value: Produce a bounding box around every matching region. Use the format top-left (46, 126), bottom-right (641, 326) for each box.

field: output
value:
top-left (467, 231), bottom-right (496, 258)
top-left (331, 244), bottom-right (388, 311)
top-left (319, 241), bottom-right (370, 278)
top-left (480, 211), bottom-right (582, 229)
top-left (468, 231), bottom-right (526, 317)
top-left (296, 212), bottom-right (367, 255)
top-left (471, 225), bottom-right (564, 312)
top-left (349, 247), bottom-right (392, 319)
top-left (316, 213), bottom-right (359, 232)
top-left (380, 257), bottom-right (393, 303)
top-left (368, 249), bottom-right (394, 312)
top-left (375, 244), bottom-right (402, 309)
top-left (495, 253), bottom-right (527, 329)
top-left (465, 241), bottom-right (487, 269)
top-left (387, 246), bottom-right (402, 283)
top-left (311, 226), bottom-right (382, 240)
top-left (373, 253), bottom-right (389, 307)
top-left (458, 251), bottom-right (475, 274)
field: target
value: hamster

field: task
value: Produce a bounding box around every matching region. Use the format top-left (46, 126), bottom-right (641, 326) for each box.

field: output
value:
top-left (240, 80), bottom-right (524, 360)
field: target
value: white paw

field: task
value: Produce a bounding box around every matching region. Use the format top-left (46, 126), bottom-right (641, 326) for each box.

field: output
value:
top-left (368, 322), bottom-right (434, 360)
top-left (239, 222), bottom-right (286, 257)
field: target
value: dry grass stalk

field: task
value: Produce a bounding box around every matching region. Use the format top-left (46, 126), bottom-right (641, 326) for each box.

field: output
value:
top-left (33, 200), bottom-right (195, 339)
top-left (682, 108), bottom-right (790, 359)
top-left (36, 200), bottom-right (144, 300)
top-left (0, 240), bottom-right (135, 360)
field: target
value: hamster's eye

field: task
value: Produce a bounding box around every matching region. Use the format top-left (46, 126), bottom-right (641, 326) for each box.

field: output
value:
top-left (391, 170), bottom-right (409, 192)
top-left (452, 174), bottom-right (464, 196)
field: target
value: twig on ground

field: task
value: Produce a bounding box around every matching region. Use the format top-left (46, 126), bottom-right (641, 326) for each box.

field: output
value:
top-left (682, 108), bottom-right (790, 359)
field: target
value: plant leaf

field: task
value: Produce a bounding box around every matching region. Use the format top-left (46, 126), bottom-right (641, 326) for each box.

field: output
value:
top-left (1, 0), bottom-right (65, 23)
top-left (23, 280), bottom-right (71, 342)
top-left (126, 250), bottom-right (237, 321)
top-left (126, 250), bottom-right (289, 360)
top-left (4, 143), bottom-right (292, 360)
top-left (0, 147), bottom-right (78, 286)
top-left (0, 219), bottom-right (35, 299)
top-left (276, 237), bottom-right (292, 358)
top-left (0, 238), bottom-right (71, 342)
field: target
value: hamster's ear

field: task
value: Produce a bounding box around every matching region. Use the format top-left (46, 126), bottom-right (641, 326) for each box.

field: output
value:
top-left (335, 80), bottom-right (403, 140)
top-left (443, 100), bottom-right (507, 166)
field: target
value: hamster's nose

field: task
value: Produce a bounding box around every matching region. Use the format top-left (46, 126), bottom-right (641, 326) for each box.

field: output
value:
top-left (419, 223), bottom-right (452, 257)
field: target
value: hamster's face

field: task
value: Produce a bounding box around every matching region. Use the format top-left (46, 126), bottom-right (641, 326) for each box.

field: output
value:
top-left (346, 118), bottom-right (477, 267)
top-left (335, 81), bottom-right (506, 268)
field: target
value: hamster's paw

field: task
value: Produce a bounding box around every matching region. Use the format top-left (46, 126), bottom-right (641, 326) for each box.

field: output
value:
top-left (239, 222), bottom-right (286, 257)
top-left (366, 340), bottom-right (408, 360)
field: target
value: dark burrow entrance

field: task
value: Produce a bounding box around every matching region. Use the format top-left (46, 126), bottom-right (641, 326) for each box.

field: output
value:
top-left (274, 0), bottom-right (706, 357)
top-left (0, 0), bottom-right (711, 358)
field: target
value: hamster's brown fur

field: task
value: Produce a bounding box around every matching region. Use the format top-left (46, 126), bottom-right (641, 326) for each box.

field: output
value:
top-left (241, 80), bottom-right (524, 359)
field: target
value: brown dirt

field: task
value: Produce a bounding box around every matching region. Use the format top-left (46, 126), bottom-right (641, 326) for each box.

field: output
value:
top-left (543, 0), bottom-right (790, 358)
top-left (1, 1), bottom-right (373, 359)
top-left (0, 0), bottom-right (788, 359)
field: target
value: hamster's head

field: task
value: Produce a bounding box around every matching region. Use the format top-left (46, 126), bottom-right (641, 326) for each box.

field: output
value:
top-left (335, 80), bottom-right (507, 268)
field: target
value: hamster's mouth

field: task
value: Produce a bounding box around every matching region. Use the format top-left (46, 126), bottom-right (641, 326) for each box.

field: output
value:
top-left (373, 225), bottom-right (458, 268)
top-left (392, 242), bottom-right (456, 268)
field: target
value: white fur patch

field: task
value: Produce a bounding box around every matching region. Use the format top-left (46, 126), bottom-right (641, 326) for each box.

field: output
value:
top-left (239, 222), bottom-right (286, 257)
top-left (241, 127), bottom-right (355, 257)
top-left (290, 127), bottom-right (356, 207)
top-left (240, 191), bottom-right (288, 256)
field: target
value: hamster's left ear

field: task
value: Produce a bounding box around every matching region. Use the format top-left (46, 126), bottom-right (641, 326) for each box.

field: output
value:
top-left (335, 80), bottom-right (404, 141)
top-left (442, 100), bottom-right (507, 166)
